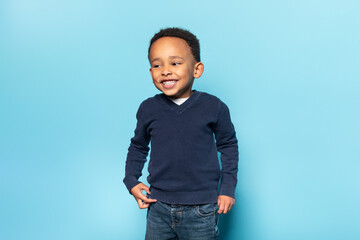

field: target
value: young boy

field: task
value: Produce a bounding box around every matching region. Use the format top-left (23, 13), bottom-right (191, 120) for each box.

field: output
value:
top-left (123, 27), bottom-right (239, 240)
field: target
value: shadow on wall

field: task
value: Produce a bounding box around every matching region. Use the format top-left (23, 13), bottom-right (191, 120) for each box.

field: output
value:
top-left (218, 192), bottom-right (244, 240)
top-left (219, 209), bottom-right (236, 240)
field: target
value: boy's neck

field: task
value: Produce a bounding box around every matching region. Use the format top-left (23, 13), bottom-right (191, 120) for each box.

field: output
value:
top-left (168, 96), bottom-right (189, 100)
top-left (167, 90), bottom-right (194, 100)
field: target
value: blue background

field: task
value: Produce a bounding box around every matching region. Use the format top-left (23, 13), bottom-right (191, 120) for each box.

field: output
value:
top-left (1, 0), bottom-right (359, 239)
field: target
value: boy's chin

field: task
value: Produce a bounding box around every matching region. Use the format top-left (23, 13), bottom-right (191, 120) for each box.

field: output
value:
top-left (160, 89), bottom-right (178, 97)
top-left (162, 92), bottom-right (175, 97)
top-left (164, 94), bottom-right (178, 99)
top-left (157, 86), bottom-right (193, 98)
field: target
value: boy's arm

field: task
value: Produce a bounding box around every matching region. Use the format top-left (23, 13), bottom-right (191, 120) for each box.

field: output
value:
top-left (213, 101), bottom-right (239, 212)
top-left (123, 103), bottom-right (155, 207)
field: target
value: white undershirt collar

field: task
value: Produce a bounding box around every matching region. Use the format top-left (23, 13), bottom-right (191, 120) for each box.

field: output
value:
top-left (168, 97), bottom-right (189, 105)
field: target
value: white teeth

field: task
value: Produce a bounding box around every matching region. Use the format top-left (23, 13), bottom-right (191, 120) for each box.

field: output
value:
top-left (162, 81), bottom-right (176, 85)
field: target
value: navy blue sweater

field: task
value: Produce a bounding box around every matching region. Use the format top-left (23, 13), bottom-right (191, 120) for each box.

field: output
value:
top-left (123, 90), bottom-right (239, 204)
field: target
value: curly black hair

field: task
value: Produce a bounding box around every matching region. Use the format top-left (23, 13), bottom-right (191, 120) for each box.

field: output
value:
top-left (148, 27), bottom-right (201, 62)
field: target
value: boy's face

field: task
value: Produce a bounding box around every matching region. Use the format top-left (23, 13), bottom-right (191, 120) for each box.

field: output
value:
top-left (149, 37), bottom-right (204, 98)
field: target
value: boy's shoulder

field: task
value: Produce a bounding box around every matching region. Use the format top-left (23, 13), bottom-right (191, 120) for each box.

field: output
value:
top-left (196, 90), bottom-right (222, 102)
top-left (138, 94), bottom-right (160, 109)
top-left (196, 91), bottom-right (228, 110)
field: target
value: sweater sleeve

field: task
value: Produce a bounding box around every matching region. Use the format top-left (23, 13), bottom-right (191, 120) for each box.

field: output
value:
top-left (123, 103), bottom-right (151, 193)
top-left (213, 101), bottom-right (239, 198)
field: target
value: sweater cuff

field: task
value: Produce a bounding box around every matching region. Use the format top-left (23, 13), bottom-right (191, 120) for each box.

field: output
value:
top-left (123, 177), bottom-right (141, 194)
top-left (218, 182), bottom-right (236, 199)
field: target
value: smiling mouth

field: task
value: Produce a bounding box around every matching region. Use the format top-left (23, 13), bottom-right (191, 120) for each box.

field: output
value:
top-left (161, 80), bottom-right (178, 88)
top-left (162, 80), bottom-right (177, 85)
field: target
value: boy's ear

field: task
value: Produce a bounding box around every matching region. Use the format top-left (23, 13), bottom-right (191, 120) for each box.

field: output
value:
top-left (193, 62), bottom-right (204, 78)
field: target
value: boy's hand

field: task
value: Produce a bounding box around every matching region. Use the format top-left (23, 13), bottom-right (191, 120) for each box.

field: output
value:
top-left (130, 183), bottom-right (157, 209)
top-left (217, 195), bottom-right (235, 214)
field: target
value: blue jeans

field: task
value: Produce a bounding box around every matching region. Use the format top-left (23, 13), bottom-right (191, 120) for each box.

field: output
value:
top-left (145, 201), bottom-right (219, 240)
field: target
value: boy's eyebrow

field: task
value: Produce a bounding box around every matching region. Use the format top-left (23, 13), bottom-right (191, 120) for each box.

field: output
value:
top-left (151, 58), bottom-right (161, 63)
top-left (151, 56), bottom-right (184, 63)
top-left (169, 56), bottom-right (184, 60)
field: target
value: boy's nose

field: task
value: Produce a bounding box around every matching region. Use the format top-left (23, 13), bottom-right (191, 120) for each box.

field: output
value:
top-left (161, 67), bottom-right (172, 76)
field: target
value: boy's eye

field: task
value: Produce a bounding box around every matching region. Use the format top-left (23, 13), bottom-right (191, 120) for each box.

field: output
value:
top-left (172, 62), bottom-right (181, 66)
top-left (153, 65), bottom-right (161, 68)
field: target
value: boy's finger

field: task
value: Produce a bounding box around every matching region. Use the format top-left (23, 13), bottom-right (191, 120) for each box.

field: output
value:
top-left (137, 193), bottom-right (157, 203)
top-left (136, 199), bottom-right (143, 208)
top-left (143, 197), bottom-right (157, 203)
top-left (141, 202), bottom-right (150, 209)
top-left (141, 185), bottom-right (151, 195)
top-left (138, 184), bottom-right (151, 195)
top-left (136, 199), bottom-right (150, 209)
top-left (227, 201), bottom-right (234, 212)
top-left (139, 184), bottom-right (148, 190)
top-left (218, 203), bottom-right (225, 214)
top-left (223, 204), bottom-right (229, 214)
top-left (137, 194), bottom-right (149, 202)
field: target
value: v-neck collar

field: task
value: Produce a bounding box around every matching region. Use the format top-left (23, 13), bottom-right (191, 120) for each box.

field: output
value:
top-left (156, 90), bottom-right (201, 114)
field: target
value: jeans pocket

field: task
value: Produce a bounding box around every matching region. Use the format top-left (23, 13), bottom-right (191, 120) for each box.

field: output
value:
top-left (195, 203), bottom-right (217, 217)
